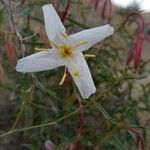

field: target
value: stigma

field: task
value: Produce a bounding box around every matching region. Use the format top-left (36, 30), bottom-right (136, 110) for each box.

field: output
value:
top-left (59, 44), bottom-right (74, 59)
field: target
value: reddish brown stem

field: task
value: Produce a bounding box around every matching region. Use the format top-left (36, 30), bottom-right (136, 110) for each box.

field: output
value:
top-left (74, 94), bottom-right (84, 150)
top-left (60, 0), bottom-right (71, 23)
top-left (127, 128), bottom-right (145, 150)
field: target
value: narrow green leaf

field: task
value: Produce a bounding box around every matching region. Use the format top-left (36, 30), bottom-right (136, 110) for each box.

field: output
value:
top-left (93, 101), bottom-right (116, 124)
top-left (108, 136), bottom-right (126, 150)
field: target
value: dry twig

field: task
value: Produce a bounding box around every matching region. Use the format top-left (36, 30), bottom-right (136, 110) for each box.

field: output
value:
top-left (1, 0), bottom-right (25, 56)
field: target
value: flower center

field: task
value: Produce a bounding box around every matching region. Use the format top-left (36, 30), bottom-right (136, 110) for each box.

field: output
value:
top-left (59, 44), bottom-right (73, 58)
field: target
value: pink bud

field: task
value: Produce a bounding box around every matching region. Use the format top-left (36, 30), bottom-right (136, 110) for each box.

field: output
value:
top-left (101, 0), bottom-right (112, 23)
top-left (133, 34), bottom-right (144, 70)
top-left (45, 140), bottom-right (55, 150)
top-left (90, 0), bottom-right (100, 9)
top-left (125, 12), bottom-right (145, 71)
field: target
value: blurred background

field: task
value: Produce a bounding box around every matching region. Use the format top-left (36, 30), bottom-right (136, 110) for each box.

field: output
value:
top-left (0, 0), bottom-right (150, 150)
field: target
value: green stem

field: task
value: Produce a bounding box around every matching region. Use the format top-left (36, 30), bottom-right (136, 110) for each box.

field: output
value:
top-left (99, 117), bottom-right (127, 145)
top-left (11, 101), bottom-right (25, 131)
top-left (0, 108), bottom-right (79, 138)
top-left (0, 74), bottom-right (125, 139)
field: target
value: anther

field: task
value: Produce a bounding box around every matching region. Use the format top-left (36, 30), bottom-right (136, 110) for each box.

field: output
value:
top-left (73, 70), bottom-right (80, 77)
top-left (59, 67), bottom-right (67, 85)
top-left (74, 41), bottom-right (87, 48)
top-left (50, 40), bottom-right (59, 50)
top-left (84, 54), bottom-right (96, 58)
top-left (60, 32), bottom-right (68, 39)
top-left (34, 47), bottom-right (49, 51)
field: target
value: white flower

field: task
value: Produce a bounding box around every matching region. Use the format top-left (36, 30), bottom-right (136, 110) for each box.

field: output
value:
top-left (16, 4), bottom-right (114, 99)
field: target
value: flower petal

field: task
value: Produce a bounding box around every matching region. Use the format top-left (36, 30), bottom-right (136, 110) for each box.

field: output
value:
top-left (68, 24), bottom-right (114, 52)
top-left (42, 4), bottom-right (66, 42)
top-left (66, 52), bottom-right (96, 99)
top-left (16, 50), bottom-right (64, 73)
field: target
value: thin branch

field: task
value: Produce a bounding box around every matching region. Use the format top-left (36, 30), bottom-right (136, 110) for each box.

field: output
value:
top-left (1, 0), bottom-right (60, 133)
top-left (0, 74), bottom-right (126, 139)
top-left (0, 108), bottom-right (79, 138)
top-left (2, 0), bottom-right (25, 56)
top-left (23, 27), bottom-right (45, 41)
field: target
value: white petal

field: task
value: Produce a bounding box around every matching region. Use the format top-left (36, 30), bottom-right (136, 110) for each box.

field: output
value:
top-left (16, 50), bottom-right (64, 73)
top-left (66, 52), bottom-right (96, 99)
top-left (68, 24), bottom-right (114, 52)
top-left (42, 4), bottom-right (66, 42)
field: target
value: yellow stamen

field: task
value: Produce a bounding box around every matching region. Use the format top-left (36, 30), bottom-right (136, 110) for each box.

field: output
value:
top-left (68, 60), bottom-right (80, 78)
top-left (60, 32), bottom-right (68, 39)
top-left (34, 47), bottom-right (49, 51)
top-left (73, 70), bottom-right (80, 77)
top-left (59, 68), bottom-right (67, 85)
top-left (50, 40), bottom-right (60, 49)
top-left (84, 54), bottom-right (96, 58)
top-left (74, 40), bottom-right (87, 48)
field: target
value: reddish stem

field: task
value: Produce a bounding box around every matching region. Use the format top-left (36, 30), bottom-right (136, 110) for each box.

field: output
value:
top-left (127, 128), bottom-right (145, 150)
top-left (74, 94), bottom-right (84, 150)
top-left (60, 0), bottom-right (71, 23)
top-left (5, 41), bottom-right (15, 63)
top-left (21, 0), bottom-right (25, 6)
